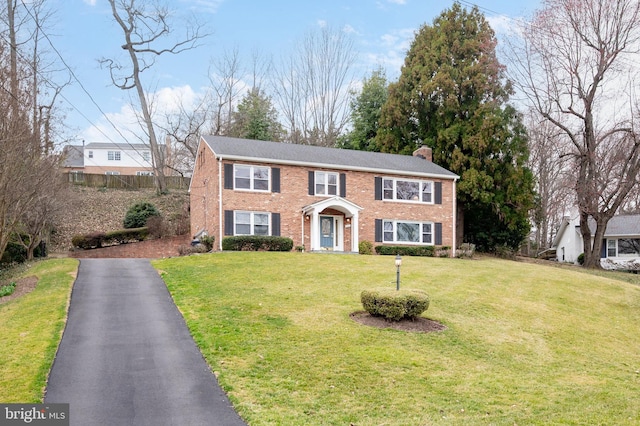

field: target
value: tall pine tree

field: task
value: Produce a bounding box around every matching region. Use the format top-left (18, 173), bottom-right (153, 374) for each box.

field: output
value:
top-left (376, 2), bottom-right (534, 251)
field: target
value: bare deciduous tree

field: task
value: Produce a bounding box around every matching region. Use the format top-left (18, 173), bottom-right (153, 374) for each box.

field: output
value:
top-left (273, 25), bottom-right (357, 146)
top-left (508, 0), bottom-right (640, 268)
top-left (525, 111), bottom-right (575, 250)
top-left (101, 0), bottom-right (207, 194)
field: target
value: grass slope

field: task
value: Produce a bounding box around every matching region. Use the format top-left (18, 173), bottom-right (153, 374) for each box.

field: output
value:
top-left (0, 259), bottom-right (78, 402)
top-left (154, 253), bottom-right (640, 425)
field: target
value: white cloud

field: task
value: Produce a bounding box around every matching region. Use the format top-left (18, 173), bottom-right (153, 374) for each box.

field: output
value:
top-left (179, 0), bottom-right (225, 14)
top-left (82, 0), bottom-right (96, 5)
top-left (387, 0), bottom-right (407, 4)
top-left (317, 19), bottom-right (327, 28)
top-left (487, 15), bottom-right (518, 35)
top-left (343, 24), bottom-right (358, 35)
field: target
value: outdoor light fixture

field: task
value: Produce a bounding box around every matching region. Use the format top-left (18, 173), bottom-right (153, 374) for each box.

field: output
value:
top-left (395, 254), bottom-right (402, 291)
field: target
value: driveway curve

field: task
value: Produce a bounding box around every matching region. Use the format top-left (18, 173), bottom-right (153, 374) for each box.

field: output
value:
top-left (45, 258), bottom-right (247, 426)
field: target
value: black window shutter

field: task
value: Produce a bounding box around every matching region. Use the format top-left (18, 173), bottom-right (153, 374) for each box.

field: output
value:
top-left (308, 171), bottom-right (315, 195)
top-left (340, 173), bottom-right (346, 197)
top-left (272, 213), bottom-right (281, 236)
top-left (272, 168), bottom-right (280, 193)
top-left (224, 164), bottom-right (233, 189)
top-left (434, 182), bottom-right (442, 205)
top-left (374, 177), bottom-right (382, 200)
top-left (375, 219), bottom-right (383, 242)
top-left (435, 223), bottom-right (442, 245)
top-left (601, 239), bottom-right (607, 258)
top-left (224, 210), bottom-right (234, 236)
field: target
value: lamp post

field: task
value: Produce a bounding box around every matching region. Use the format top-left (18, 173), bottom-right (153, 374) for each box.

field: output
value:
top-left (395, 254), bottom-right (402, 291)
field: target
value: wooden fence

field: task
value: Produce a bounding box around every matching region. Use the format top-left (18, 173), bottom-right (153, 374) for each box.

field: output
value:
top-left (65, 172), bottom-right (190, 190)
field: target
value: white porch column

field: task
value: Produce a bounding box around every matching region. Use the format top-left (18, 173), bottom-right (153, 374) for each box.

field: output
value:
top-left (310, 211), bottom-right (320, 251)
top-left (351, 211), bottom-right (359, 252)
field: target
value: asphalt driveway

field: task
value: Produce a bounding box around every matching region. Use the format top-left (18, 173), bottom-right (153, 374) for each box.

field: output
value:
top-left (45, 258), bottom-right (247, 426)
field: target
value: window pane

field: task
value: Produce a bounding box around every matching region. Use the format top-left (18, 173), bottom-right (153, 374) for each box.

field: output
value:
top-left (254, 225), bottom-right (269, 236)
top-left (422, 223), bottom-right (432, 243)
top-left (316, 184), bottom-right (325, 195)
top-left (235, 178), bottom-right (251, 189)
top-left (607, 239), bottom-right (617, 257)
top-left (235, 224), bottom-right (251, 235)
top-left (383, 179), bottom-right (393, 200)
top-left (327, 174), bottom-right (337, 185)
top-left (254, 179), bottom-right (269, 190)
top-left (254, 167), bottom-right (269, 180)
top-left (618, 238), bottom-right (640, 256)
top-left (235, 166), bottom-right (250, 178)
top-left (397, 222), bottom-right (420, 242)
top-left (396, 181), bottom-right (419, 200)
top-left (328, 184), bottom-right (337, 195)
top-left (254, 214), bottom-right (269, 225)
top-left (235, 212), bottom-right (250, 223)
top-left (422, 182), bottom-right (432, 203)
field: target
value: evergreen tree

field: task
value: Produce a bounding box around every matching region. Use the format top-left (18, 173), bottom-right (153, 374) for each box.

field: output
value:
top-left (338, 67), bottom-right (388, 151)
top-left (230, 88), bottom-right (284, 141)
top-left (375, 2), bottom-right (535, 251)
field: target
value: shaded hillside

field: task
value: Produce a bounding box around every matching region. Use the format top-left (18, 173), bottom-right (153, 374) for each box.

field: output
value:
top-left (52, 186), bottom-right (189, 252)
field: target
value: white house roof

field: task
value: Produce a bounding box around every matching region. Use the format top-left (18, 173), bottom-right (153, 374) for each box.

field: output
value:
top-left (84, 142), bottom-right (157, 151)
top-left (201, 136), bottom-right (459, 180)
top-left (589, 215), bottom-right (640, 237)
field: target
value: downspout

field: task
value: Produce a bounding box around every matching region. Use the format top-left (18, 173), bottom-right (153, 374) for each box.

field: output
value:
top-left (452, 179), bottom-right (457, 258)
top-left (301, 211), bottom-right (305, 251)
top-left (218, 156), bottom-right (223, 251)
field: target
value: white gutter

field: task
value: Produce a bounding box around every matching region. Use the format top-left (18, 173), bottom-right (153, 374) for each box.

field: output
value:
top-left (452, 179), bottom-right (457, 258)
top-left (218, 156), bottom-right (223, 251)
top-left (214, 154), bottom-right (459, 181)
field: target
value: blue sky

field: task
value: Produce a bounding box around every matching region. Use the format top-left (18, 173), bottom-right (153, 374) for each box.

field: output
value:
top-left (49, 0), bottom-right (541, 146)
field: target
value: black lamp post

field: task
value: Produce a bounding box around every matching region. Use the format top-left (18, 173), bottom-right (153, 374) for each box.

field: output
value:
top-left (395, 254), bottom-right (402, 290)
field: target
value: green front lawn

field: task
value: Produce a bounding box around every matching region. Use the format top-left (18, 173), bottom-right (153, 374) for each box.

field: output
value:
top-left (0, 259), bottom-right (78, 402)
top-left (154, 253), bottom-right (640, 425)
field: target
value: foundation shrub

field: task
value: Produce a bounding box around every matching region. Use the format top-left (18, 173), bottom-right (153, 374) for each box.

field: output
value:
top-left (359, 240), bottom-right (374, 255)
top-left (361, 288), bottom-right (430, 321)
top-left (375, 245), bottom-right (436, 257)
top-left (222, 236), bottom-right (294, 252)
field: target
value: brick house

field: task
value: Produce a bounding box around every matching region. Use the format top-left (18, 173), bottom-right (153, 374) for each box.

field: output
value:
top-left (190, 136), bottom-right (459, 254)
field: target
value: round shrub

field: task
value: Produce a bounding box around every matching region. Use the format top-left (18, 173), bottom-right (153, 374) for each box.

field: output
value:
top-left (359, 240), bottom-right (373, 255)
top-left (361, 288), bottom-right (430, 321)
top-left (577, 253), bottom-right (585, 265)
top-left (123, 202), bottom-right (160, 229)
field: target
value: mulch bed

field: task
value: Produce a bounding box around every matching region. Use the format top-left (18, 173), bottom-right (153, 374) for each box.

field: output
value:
top-left (350, 311), bottom-right (447, 333)
top-left (0, 276), bottom-right (38, 304)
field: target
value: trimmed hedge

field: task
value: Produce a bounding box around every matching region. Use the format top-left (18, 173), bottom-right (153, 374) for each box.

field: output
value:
top-left (222, 236), bottom-right (294, 252)
top-left (361, 288), bottom-right (430, 321)
top-left (71, 227), bottom-right (148, 249)
top-left (359, 240), bottom-right (374, 255)
top-left (375, 245), bottom-right (436, 257)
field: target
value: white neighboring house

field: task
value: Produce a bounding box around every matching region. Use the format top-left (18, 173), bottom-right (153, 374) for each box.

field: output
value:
top-left (553, 214), bottom-right (640, 270)
top-left (83, 142), bottom-right (156, 176)
top-left (61, 142), bottom-right (158, 176)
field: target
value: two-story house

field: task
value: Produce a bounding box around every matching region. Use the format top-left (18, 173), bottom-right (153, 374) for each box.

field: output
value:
top-left (190, 136), bottom-right (459, 254)
top-left (62, 142), bottom-right (162, 176)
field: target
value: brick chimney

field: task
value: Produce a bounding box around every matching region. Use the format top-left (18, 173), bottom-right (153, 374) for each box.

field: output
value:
top-left (412, 145), bottom-right (432, 162)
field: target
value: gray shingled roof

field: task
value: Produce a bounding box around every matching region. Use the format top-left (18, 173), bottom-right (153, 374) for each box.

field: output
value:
top-left (61, 145), bottom-right (84, 168)
top-left (201, 136), bottom-right (459, 179)
top-left (589, 215), bottom-right (640, 237)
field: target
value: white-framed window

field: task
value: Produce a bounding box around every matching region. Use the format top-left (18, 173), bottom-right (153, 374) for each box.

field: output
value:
top-left (136, 171), bottom-right (154, 176)
top-left (108, 151), bottom-right (121, 161)
top-left (315, 171), bottom-right (339, 196)
top-left (105, 171), bottom-right (120, 175)
top-left (383, 178), bottom-right (433, 203)
top-left (383, 220), bottom-right (433, 245)
top-left (234, 165), bottom-right (270, 191)
top-left (88, 151), bottom-right (93, 159)
top-left (614, 238), bottom-right (640, 258)
top-left (142, 151), bottom-right (151, 161)
top-left (234, 211), bottom-right (270, 236)
top-left (607, 239), bottom-right (617, 257)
